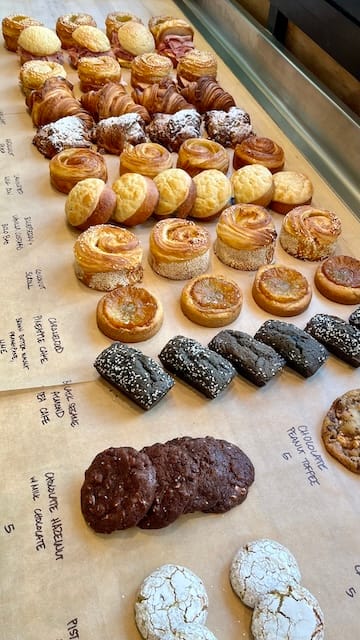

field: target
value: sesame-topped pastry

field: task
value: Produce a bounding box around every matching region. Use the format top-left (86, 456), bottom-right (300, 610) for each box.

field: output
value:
top-left (203, 107), bottom-right (253, 147)
top-left (2, 14), bottom-right (43, 52)
top-left (105, 12), bottom-right (143, 40)
top-left (69, 25), bottom-right (113, 68)
top-left (279, 205), bottom-right (342, 260)
top-left (233, 136), bottom-right (285, 173)
top-left (130, 52), bottom-right (173, 89)
top-left (56, 13), bottom-right (97, 49)
top-left (17, 25), bottom-right (63, 65)
top-left (177, 138), bottom-right (229, 177)
top-left (176, 49), bottom-right (217, 85)
top-left (77, 55), bottom-right (121, 92)
top-left (19, 59), bottom-right (67, 96)
top-left (146, 109), bottom-right (202, 152)
top-left (270, 171), bottom-right (313, 214)
top-left (112, 21), bottom-right (155, 68)
top-left (231, 165), bottom-right (274, 207)
top-left (215, 204), bottom-right (277, 270)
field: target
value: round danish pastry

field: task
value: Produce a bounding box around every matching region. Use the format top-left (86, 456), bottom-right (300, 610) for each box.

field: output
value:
top-left (130, 52), bottom-right (173, 89)
top-left (74, 224), bottom-right (143, 291)
top-left (19, 59), bottom-right (67, 96)
top-left (314, 255), bottom-right (360, 304)
top-left (270, 171), bottom-right (313, 214)
top-left (49, 148), bottom-right (108, 194)
top-left (55, 13), bottom-right (97, 49)
top-left (233, 136), bottom-right (285, 173)
top-left (190, 169), bottom-right (232, 220)
top-left (77, 55), bottom-right (121, 92)
top-left (177, 138), bottom-right (229, 177)
top-left (105, 12), bottom-right (142, 40)
top-left (279, 205), bottom-right (342, 261)
top-left (181, 274), bottom-right (243, 327)
top-left (215, 204), bottom-right (277, 270)
top-left (148, 218), bottom-right (211, 280)
top-left (119, 142), bottom-right (173, 178)
top-left (176, 48), bottom-right (217, 85)
top-left (252, 264), bottom-right (312, 316)
top-left (153, 168), bottom-right (196, 218)
top-left (65, 178), bottom-right (116, 230)
top-left (112, 173), bottom-right (159, 226)
top-left (2, 14), bottom-right (43, 52)
top-left (96, 285), bottom-right (163, 342)
top-left (231, 164), bottom-right (274, 207)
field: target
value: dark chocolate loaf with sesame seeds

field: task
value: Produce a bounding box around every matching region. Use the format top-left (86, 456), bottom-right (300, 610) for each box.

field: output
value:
top-left (208, 329), bottom-right (285, 387)
top-left (158, 335), bottom-right (236, 398)
top-left (349, 307), bottom-right (360, 330)
top-left (254, 319), bottom-right (328, 377)
top-left (305, 313), bottom-right (360, 367)
top-left (94, 342), bottom-right (174, 410)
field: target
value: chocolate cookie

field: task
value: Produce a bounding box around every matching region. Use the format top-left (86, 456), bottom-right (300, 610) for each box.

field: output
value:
top-left (137, 441), bottom-right (200, 529)
top-left (208, 330), bottom-right (285, 386)
top-left (349, 306), bottom-right (360, 330)
top-left (255, 319), bottom-right (328, 377)
top-left (305, 313), bottom-right (360, 367)
top-left (321, 388), bottom-right (360, 474)
top-left (81, 446), bottom-right (157, 533)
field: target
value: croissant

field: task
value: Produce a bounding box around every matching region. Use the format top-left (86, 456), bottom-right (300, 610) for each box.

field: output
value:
top-left (180, 76), bottom-right (236, 113)
top-left (80, 82), bottom-right (151, 123)
top-left (132, 78), bottom-right (193, 115)
top-left (28, 77), bottom-right (94, 128)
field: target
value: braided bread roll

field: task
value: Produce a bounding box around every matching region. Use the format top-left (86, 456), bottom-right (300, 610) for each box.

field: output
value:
top-left (180, 76), bottom-right (236, 113)
top-left (132, 78), bottom-right (193, 115)
top-left (80, 82), bottom-right (150, 123)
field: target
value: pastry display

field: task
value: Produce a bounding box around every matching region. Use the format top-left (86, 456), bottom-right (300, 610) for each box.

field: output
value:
top-left (111, 173), bottom-right (159, 225)
top-left (214, 204), bottom-right (277, 270)
top-left (305, 313), bottom-right (360, 367)
top-left (230, 539), bottom-right (301, 608)
top-left (119, 141), bottom-right (173, 178)
top-left (190, 169), bottom-right (232, 220)
top-left (49, 147), bottom-right (107, 194)
top-left (349, 306), bottom-right (360, 329)
top-left (153, 168), bottom-right (196, 218)
top-left (146, 109), bottom-right (202, 152)
top-left (112, 21), bottom-right (155, 67)
top-left (203, 106), bottom-right (253, 146)
top-left (252, 264), bottom-right (312, 316)
top-left (176, 49), bottom-right (217, 85)
top-left (314, 255), bottom-right (360, 304)
top-left (177, 137), bottom-right (229, 176)
top-left (180, 274), bottom-right (243, 327)
top-left (96, 284), bottom-right (163, 342)
top-left (19, 59), bottom-right (67, 96)
top-left (68, 25), bottom-right (113, 67)
top-left (32, 115), bottom-right (93, 158)
top-left (81, 446), bottom-right (157, 533)
top-left (17, 25), bottom-right (63, 65)
top-left (2, 14), bottom-right (43, 51)
top-left (77, 55), bottom-right (121, 91)
top-left (150, 16), bottom-right (194, 66)
top-left (270, 170), bottom-right (314, 214)
top-left (81, 82), bottom-right (151, 123)
top-left (208, 330), bottom-right (285, 386)
top-left (148, 218), bottom-right (210, 280)
top-left (132, 78), bottom-right (194, 115)
top-left (130, 51), bottom-right (173, 88)
top-left (28, 76), bottom-right (94, 129)
top-left (93, 114), bottom-right (147, 154)
top-left (233, 135), bottom-right (285, 172)
top-left (159, 335), bottom-right (236, 398)
top-left (55, 13), bottom-right (97, 49)
top-left (65, 178), bottom-right (116, 230)
top-left (321, 388), bottom-right (360, 474)
top-left (254, 319), bottom-right (328, 377)
top-left (73, 224), bottom-right (143, 291)
top-left (279, 205), bottom-right (342, 261)
top-left (231, 164), bottom-right (274, 207)
top-left (181, 77), bottom-right (236, 113)
top-left (105, 12), bottom-right (142, 40)
top-left (94, 342), bottom-right (174, 410)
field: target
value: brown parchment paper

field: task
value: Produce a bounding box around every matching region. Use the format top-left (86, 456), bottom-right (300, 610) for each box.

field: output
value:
top-left (0, 1), bottom-right (359, 639)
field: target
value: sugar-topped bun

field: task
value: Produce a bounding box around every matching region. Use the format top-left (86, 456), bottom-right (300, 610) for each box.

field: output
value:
top-left (56, 13), bottom-right (97, 49)
top-left (19, 59), bottom-right (67, 96)
top-left (115, 22), bottom-right (155, 67)
top-left (65, 178), bottom-right (116, 230)
top-left (153, 168), bottom-right (196, 218)
top-left (112, 173), bottom-right (159, 226)
top-left (231, 164), bottom-right (274, 207)
top-left (17, 26), bottom-right (62, 64)
top-left (190, 169), bottom-right (232, 220)
top-left (270, 171), bottom-right (313, 214)
top-left (2, 14), bottom-right (43, 51)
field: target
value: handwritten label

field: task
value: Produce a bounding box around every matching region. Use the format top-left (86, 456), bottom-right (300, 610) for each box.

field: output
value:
top-left (0, 138), bottom-right (14, 156)
top-left (346, 564), bottom-right (360, 599)
top-left (29, 472), bottom-right (64, 560)
top-left (1, 214), bottom-right (32, 250)
top-left (282, 424), bottom-right (328, 486)
top-left (0, 314), bottom-right (65, 371)
top-left (36, 386), bottom-right (79, 429)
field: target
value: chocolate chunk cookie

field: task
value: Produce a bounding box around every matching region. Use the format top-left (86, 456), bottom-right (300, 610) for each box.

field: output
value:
top-left (81, 446), bottom-right (157, 533)
top-left (137, 441), bottom-right (200, 529)
top-left (321, 388), bottom-right (360, 474)
top-left (208, 330), bottom-right (285, 386)
top-left (305, 313), bottom-right (360, 367)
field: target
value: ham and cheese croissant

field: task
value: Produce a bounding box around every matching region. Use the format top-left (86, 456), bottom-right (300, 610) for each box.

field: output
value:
top-left (180, 76), bottom-right (236, 113)
top-left (80, 82), bottom-right (151, 123)
top-left (132, 78), bottom-right (193, 115)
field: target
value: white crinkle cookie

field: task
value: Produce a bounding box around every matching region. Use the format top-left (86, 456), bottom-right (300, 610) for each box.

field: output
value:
top-left (173, 623), bottom-right (218, 640)
top-left (251, 584), bottom-right (325, 640)
top-left (230, 538), bottom-right (301, 608)
top-left (135, 564), bottom-right (209, 640)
